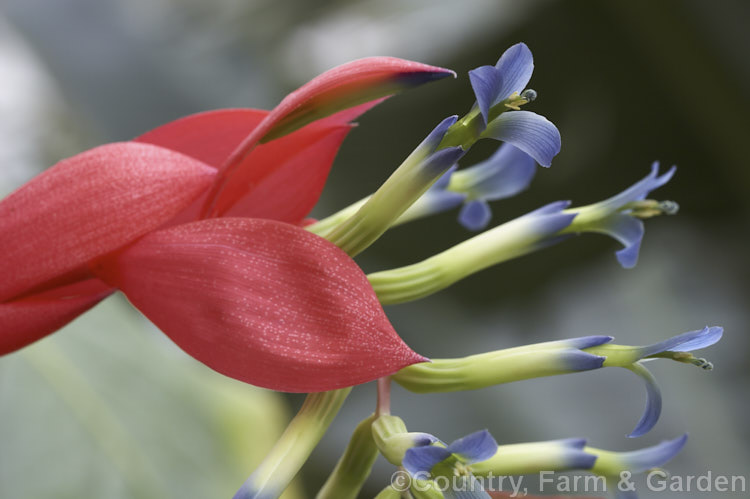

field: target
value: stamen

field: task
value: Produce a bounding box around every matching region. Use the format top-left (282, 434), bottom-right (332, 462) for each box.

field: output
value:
top-left (659, 351), bottom-right (715, 370)
top-left (622, 199), bottom-right (679, 218)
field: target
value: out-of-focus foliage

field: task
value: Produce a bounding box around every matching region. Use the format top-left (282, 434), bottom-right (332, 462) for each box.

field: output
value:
top-left (0, 296), bottom-right (301, 499)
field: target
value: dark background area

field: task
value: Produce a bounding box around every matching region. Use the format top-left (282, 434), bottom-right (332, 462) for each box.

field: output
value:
top-left (1, 0), bottom-right (748, 497)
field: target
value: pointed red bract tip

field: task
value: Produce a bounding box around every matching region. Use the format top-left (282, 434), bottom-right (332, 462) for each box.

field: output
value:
top-left (203, 57), bottom-right (454, 218)
top-left (95, 218), bottom-right (424, 392)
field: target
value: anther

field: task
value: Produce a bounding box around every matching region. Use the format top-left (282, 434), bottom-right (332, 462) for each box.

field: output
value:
top-left (659, 200), bottom-right (679, 215)
top-left (521, 89), bottom-right (537, 102)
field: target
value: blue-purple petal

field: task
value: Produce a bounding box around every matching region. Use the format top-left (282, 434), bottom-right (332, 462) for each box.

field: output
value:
top-left (589, 213), bottom-right (645, 269)
top-left (566, 335), bottom-right (615, 350)
top-left (463, 144), bottom-right (537, 200)
top-left (403, 445), bottom-right (452, 475)
top-left (469, 65), bottom-right (501, 125)
top-left (562, 448), bottom-right (598, 470)
top-left (554, 437), bottom-right (588, 449)
top-left (482, 110), bottom-right (561, 167)
top-left (524, 211), bottom-right (577, 236)
top-left (446, 430), bottom-right (499, 464)
top-left (411, 432), bottom-right (441, 447)
top-left (416, 115), bottom-right (459, 155)
top-left (418, 190), bottom-right (467, 216)
top-left (552, 437), bottom-right (598, 471)
top-left (627, 364), bottom-right (662, 438)
top-left (638, 326), bottom-right (723, 358)
top-left (493, 42), bottom-right (535, 103)
top-left (459, 200), bottom-right (492, 230)
top-left (560, 350), bottom-right (606, 372)
top-left (617, 434), bottom-right (688, 472)
top-left (597, 163), bottom-right (676, 213)
top-left (522, 200), bottom-right (571, 217)
top-left (422, 146), bottom-right (465, 177)
top-left (434, 165), bottom-right (457, 189)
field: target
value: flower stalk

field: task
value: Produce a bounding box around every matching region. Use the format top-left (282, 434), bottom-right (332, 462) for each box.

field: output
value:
top-left (233, 388), bottom-right (351, 499)
top-left (316, 414), bottom-right (380, 499)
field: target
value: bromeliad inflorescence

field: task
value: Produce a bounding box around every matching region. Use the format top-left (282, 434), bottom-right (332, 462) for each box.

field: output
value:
top-left (0, 42), bottom-right (721, 499)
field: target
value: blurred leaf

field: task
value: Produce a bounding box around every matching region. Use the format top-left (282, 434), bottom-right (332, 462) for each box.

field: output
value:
top-left (0, 295), bottom-right (301, 499)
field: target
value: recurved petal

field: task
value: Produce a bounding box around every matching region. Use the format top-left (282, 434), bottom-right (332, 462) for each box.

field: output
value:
top-left (0, 279), bottom-right (114, 355)
top-left (588, 213), bottom-right (645, 269)
top-left (93, 218), bottom-right (425, 392)
top-left (638, 326), bottom-right (723, 357)
top-left (626, 363), bottom-right (663, 438)
top-left (481, 111), bottom-right (561, 167)
top-left (0, 142), bottom-right (215, 302)
top-left (458, 200), bottom-right (492, 231)
top-left (616, 434), bottom-right (688, 472)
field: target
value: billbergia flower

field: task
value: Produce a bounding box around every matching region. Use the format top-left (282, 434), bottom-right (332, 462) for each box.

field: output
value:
top-left (369, 163), bottom-right (678, 305)
top-left (402, 429), bottom-right (499, 477)
top-left (466, 42), bottom-right (561, 167)
top-left (394, 327), bottom-right (721, 437)
top-left (0, 57), bottom-right (458, 392)
top-left (560, 162), bottom-right (677, 268)
top-left (398, 426), bottom-right (685, 499)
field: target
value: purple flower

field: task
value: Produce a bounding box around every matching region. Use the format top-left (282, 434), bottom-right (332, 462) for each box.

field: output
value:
top-left (402, 430), bottom-right (498, 476)
top-left (469, 43), bottom-right (561, 167)
top-left (587, 326), bottom-right (723, 437)
top-left (562, 162), bottom-right (677, 268)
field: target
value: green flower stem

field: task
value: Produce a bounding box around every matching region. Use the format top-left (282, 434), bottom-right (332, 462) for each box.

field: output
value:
top-left (368, 214), bottom-right (553, 305)
top-left (308, 198), bottom-right (369, 239)
top-left (240, 388), bottom-right (351, 498)
top-left (438, 105), bottom-right (484, 150)
top-left (392, 342), bottom-right (591, 393)
top-left (316, 414), bottom-right (379, 499)
top-left (320, 143), bottom-right (457, 256)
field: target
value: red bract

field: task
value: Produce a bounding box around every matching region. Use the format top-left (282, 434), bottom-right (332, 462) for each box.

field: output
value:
top-left (1, 57), bottom-right (452, 391)
top-left (94, 218), bottom-right (426, 392)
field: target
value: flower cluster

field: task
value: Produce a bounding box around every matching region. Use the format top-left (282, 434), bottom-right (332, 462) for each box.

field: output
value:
top-left (1, 43), bottom-right (721, 499)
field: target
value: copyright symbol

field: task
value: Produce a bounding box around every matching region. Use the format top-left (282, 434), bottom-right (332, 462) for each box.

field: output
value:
top-left (391, 470), bottom-right (412, 492)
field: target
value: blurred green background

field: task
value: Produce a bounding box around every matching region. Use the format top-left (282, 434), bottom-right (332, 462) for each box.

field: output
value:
top-left (1, 0), bottom-right (748, 497)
